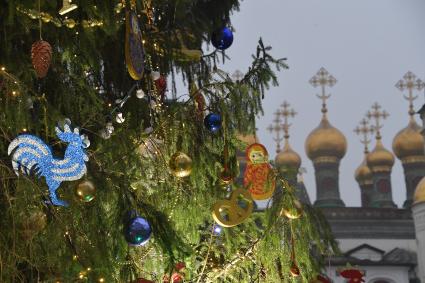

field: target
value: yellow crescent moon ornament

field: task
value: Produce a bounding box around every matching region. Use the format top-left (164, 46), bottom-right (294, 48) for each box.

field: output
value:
top-left (212, 187), bottom-right (254, 227)
top-left (125, 9), bottom-right (145, 80)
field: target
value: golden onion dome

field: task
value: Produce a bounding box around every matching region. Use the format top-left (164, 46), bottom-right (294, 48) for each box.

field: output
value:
top-left (355, 157), bottom-right (372, 184)
top-left (392, 119), bottom-right (424, 160)
top-left (305, 117), bottom-right (347, 160)
top-left (366, 140), bottom-right (395, 172)
top-left (414, 177), bottom-right (425, 204)
top-left (275, 140), bottom-right (301, 170)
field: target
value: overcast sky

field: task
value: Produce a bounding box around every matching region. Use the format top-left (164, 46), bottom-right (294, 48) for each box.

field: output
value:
top-left (220, 0), bottom-right (425, 207)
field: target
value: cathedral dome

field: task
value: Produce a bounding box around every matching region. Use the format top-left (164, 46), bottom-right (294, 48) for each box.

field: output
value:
top-left (305, 117), bottom-right (347, 160)
top-left (355, 158), bottom-right (372, 184)
top-left (366, 140), bottom-right (395, 172)
top-left (414, 176), bottom-right (425, 204)
top-left (275, 141), bottom-right (301, 170)
top-left (392, 119), bottom-right (424, 160)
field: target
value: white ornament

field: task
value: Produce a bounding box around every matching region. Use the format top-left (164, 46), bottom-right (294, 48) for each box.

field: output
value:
top-left (136, 89), bottom-right (145, 99)
top-left (26, 97), bottom-right (34, 109)
top-left (116, 112), bottom-right (125, 124)
top-left (151, 71), bottom-right (160, 81)
top-left (99, 129), bottom-right (111, 140)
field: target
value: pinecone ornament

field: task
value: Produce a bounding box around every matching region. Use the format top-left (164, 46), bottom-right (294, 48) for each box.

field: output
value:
top-left (31, 40), bottom-right (52, 78)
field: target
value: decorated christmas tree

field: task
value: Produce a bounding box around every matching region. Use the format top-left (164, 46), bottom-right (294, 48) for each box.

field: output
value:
top-left (0, 1), bottom-right (337, 282)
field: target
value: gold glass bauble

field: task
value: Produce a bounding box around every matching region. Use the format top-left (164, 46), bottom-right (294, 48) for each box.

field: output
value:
top-left (75, 180), bottom-right (96, 202)
top-left (281, 199), bottom-right (303, 219)
top-left (64, 18), bottom-right (76, 29)
top-left (41, 13), bottom-right (53, 23)
top-left (169, 152), bottom-right (192, 177)
top-left (28, 12), bottom-right (38, 20)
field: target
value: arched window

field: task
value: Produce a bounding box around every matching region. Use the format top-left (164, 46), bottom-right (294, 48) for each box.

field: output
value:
top-left (367, 276), bottom-right (396, 283)
top-left (369, 279), bottom-right (396, 283)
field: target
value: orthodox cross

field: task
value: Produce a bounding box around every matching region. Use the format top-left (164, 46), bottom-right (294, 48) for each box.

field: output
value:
top-left (309, 67), bottom-right (337, 115)
top-left (366, 102), bottom-right (388, 140)
top-left (395, 71), bottom-right (425, 119)
top-left (267, 110), bottom-right (284, 153)
top-left (354, 118), bottom-right (374, 154)
top-left (279, 101), bottom-right (297, 140)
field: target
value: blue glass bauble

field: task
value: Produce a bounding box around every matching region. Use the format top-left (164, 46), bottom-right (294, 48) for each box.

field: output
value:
top-left (204, 113), bottom-right (222, 133)
top-left (125, 216), bottom-right (152, 246)
top-left (211, 27), bottom-right (233, 50)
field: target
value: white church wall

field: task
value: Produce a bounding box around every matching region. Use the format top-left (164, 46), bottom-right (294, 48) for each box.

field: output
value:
top-left (412, 203), bottom-right (425, 283)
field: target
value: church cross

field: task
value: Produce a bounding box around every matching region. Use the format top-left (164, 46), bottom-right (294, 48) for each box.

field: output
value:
top-left (395, 71), bottom-right (425, 118)
top-left (267, 110), bottom-right (285, 153)
top-left (354, 118), bottom-right (374, 153)
top-left (366, 102), bottom-right (388, 140)
top-left (279, 101), bottom-right (297, 140)
top-left (309, 67), bottom-right (337, 115)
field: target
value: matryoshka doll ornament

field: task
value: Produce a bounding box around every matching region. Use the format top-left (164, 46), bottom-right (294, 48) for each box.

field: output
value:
top-left (243, 143), bottom-right (276, 200)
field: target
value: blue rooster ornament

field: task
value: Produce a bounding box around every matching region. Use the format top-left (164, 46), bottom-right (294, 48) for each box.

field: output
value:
top-left (8, 120), bottom-right (90, 206)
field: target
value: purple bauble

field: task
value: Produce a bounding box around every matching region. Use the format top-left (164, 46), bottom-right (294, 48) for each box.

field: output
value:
top-left (125, 216), bottom-right (152, 246)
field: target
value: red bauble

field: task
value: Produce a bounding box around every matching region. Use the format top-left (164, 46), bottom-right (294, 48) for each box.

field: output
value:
top-left (134, 278), bottom-right (154, 283)
top-left (154, 75), bottom-right (167, 101)
top-left (171, 273), bottom-right (183, 283)
top-left (175, 262), bottom-right (186, 272)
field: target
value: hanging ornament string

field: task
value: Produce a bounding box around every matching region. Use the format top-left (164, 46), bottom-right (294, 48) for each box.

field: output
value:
top-left (222, 113), bottom-right (229, 173)
top-left (38, 0), bottom-right (42, 40)
top-left (289, 220), bottom-right (300, 277)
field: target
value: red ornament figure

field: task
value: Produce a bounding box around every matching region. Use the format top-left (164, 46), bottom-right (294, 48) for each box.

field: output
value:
top-left (339, 268), bottom-right (365, 283)
top-left (154, 75), bottom-right (167, 102)
top-left (243, 143), bottom-right (276, 200)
